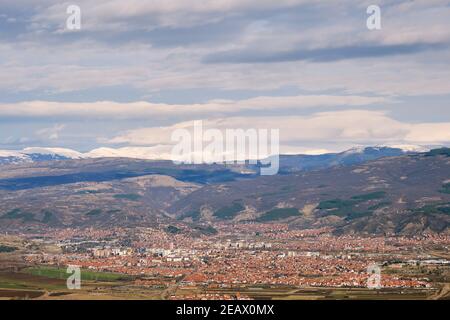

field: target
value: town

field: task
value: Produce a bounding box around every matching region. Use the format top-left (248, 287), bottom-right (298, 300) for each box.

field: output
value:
top-left (2, 222), bottom-right (448, 300)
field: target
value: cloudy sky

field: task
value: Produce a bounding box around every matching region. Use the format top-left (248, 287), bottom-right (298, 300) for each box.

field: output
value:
top-left (0, 0), bottom-right (449, 155)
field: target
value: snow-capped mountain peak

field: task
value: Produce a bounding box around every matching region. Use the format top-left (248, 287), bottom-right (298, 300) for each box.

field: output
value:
top-left (22, 147), bottom-right (85, 159)
top-left (0, 147), bottom-right (85, 165)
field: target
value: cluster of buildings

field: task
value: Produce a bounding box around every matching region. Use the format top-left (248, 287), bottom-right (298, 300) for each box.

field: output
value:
top-left (215, 240), bottom-right (272, 250)
top-left (92, 247), bottom-right (133, 258)
top-left (18, 225), bottom-right (450, 292)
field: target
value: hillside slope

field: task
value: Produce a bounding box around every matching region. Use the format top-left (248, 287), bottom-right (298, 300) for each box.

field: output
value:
top-left (0, 150), bottom-right (448, 235)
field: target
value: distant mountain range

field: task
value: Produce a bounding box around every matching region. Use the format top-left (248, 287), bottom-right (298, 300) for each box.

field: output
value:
top-left (277, 146), bottom-right (428, 173)
top-left (0, 147), bottom-right (448, 235)
top-left (0, 145), bottom-right (432, 172)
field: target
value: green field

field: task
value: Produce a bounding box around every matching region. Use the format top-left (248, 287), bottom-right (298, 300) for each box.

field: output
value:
top-left (0, 271), bottom-right (67, 292)
top-left (24, 266), bottom-right (132, 282)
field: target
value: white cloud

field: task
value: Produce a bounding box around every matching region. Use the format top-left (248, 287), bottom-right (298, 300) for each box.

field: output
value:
top-left (404, 123), bottom-right (450, 143)
top-left (0, 95), bottom-right (390, 119)
top-left (35, 124), bottom-right (65, 140)
top-left (106, 110), bottom-right (450, 150)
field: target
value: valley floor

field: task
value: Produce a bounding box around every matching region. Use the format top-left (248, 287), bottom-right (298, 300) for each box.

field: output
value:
top-left (0, 225), bottom-right (448, 300)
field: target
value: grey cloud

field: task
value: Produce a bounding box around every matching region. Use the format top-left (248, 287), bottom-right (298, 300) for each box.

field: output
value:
top-left (203, 42), bottom-right (449, 64)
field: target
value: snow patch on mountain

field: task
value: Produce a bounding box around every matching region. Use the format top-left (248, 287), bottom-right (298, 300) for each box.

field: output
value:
top-left (341, 147), bottom-right (366, 155)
